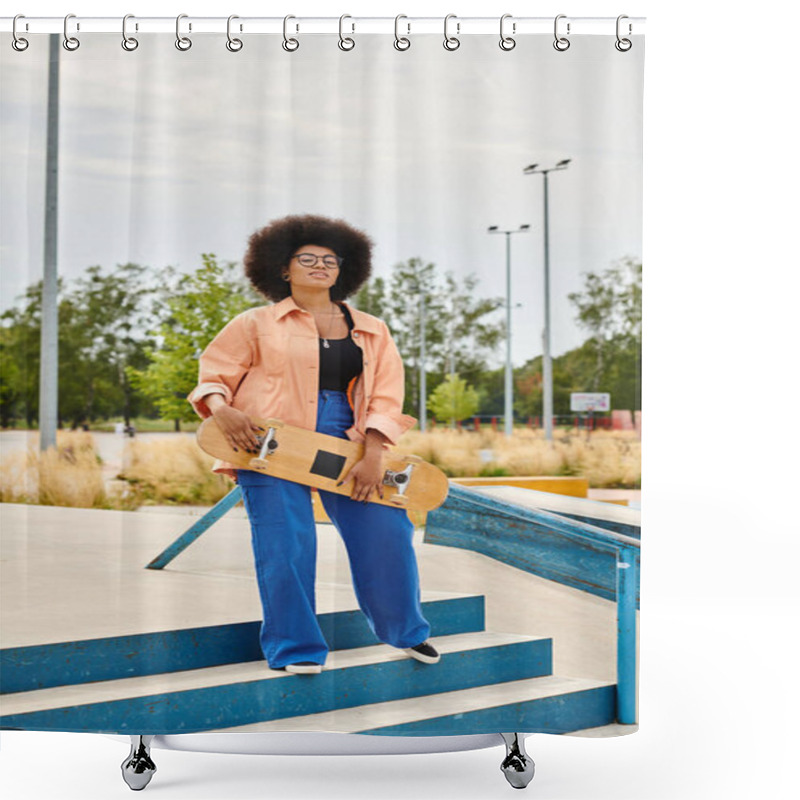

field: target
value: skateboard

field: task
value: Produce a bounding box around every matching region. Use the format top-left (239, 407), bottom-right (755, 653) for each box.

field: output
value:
top-left (196, 416), bottom-right (449, 512)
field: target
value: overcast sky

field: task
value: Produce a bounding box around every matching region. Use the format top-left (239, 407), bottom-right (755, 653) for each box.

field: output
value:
top-left (1, 33), bottom-right (642, 366)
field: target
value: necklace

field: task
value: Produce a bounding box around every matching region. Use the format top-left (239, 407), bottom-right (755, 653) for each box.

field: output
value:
top-left (320, 302), bottom-right (338, 348)
top-left (294, 298), bottom-right (340, 347)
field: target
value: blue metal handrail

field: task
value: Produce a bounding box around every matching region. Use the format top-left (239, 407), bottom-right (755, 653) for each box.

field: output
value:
top-left (146, 486), bottom-right (242, 570)
top-left (425, 484), bottom-right (640, 725)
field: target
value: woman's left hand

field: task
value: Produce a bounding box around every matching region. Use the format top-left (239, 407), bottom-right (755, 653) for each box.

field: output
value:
top-left (338, 454), bottom-right (385, 503)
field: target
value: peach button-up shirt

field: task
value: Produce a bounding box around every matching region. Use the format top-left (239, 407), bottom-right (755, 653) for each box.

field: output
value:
top-left (187, 296), bottom-right (417, 478)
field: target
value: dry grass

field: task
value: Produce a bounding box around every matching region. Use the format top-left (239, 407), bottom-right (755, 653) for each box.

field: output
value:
top-left (0, 431), bottom-right (111, 508)
top-left (120, 437), bottom-right (231, 506)
top-left (1, 426), bottom-right (640, 511)
top-left (394, 427), bottom-right (640, 488)
top-left (0, 431), bottom-right (231, 509)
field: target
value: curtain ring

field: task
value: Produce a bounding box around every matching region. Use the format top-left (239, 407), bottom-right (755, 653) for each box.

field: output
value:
top-left (226, 15), bottom-right (243, 52)
top-left (499, 14), bottom-right (516, 51)
top-left (12, 15), bottom-right (29, 52)
top-left (63, 13), bottom-right (80, 51)
top-left (122, 14), bottom-right (139, 51)
top-left (553, 14), bottom-right (570, 51)
top-left (338, 14), bottom-right (355, 51)
top-left (175, 14), bottom-right (192, 51)
top-left (394, 14), bottom-right (411, 50)
top-left (615, 15), bottom-right (632, 52)
top-left (443, 14), bottom-right (460, 51)
top-left (283, 15), bottom-right (299, 52)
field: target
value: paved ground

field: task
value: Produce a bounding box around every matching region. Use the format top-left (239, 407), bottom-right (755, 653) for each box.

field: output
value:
top-left (0, 501), bottom-right (635, 683)
top-left (0, 495), bottom-right (638, 738)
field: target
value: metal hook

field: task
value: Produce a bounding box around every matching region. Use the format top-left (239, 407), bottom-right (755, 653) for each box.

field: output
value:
top-left (394, 14), bottom-right (411, 51)
top-left (63, 13), bottom-right (80, 51)
top-left (615, 15), bottom-right (633, 52)
top-left (122, 14), bottom-right (139, 51)
top-left (175, 14), bottom-right (192, 51)
top-left (12, 15), bottom-right (29, 52)
top-left (499, 13), bottom-right (516, 51)
top-left (283, 15), bottom-right (299, 52)
top-left (444, 14), bottom-right (460, 51)
top-left (553, 14), bottom-right (571, 52)
top-left (226, 15), bottom-right (243, 52)
top-left (338, 14), bottom-right (355, 51)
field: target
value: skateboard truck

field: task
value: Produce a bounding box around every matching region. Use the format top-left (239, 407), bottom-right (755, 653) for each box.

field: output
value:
top-left (249, 426), bottom-right (279, 470)
top-left (383, 463), bottom-right (413, 502)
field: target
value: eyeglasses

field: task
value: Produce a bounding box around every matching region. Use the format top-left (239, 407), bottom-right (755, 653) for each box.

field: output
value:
top-left (292, 253), bottom-right (343, 269)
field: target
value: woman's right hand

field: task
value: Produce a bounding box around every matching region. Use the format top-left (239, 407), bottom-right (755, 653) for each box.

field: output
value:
top-left (211, 403), bottom-right (263, 454)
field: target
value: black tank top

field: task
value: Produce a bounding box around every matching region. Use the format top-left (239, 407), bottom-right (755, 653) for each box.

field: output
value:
top-left (318, 303), bottom-right (364, 392)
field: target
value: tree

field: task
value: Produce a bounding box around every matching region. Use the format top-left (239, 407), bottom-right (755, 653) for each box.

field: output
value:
top-left (512, 258), bottom-right (642, 420)
top-left (58, 264), bottom-right (158, 427)
top-left (353, 258), bottom-right (504, 417)
top-left (128, 254), bottom-right (261, 428)
top-left (427, 373), bottom-right (480, 428)
top-left (353, 275), bottom-right (388, 319)
top-left (1, 267), bottom-right (159, 429)
top-left (0, 316), bottom-right (25, 427)
top-left (568, 257), bottom-right (642, 392)
top-left (0, 280), bottom-right (50, 427)
top-left (0, 266), bottom-right (162, 429)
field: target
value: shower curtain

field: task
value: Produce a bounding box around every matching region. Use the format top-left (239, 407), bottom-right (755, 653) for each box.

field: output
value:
top-left (0, 20), bottom-right (643, 742)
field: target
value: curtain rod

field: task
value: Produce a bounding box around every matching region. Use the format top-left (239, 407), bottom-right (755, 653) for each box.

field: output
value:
top-left (2, 16), bottom-right (646, 36)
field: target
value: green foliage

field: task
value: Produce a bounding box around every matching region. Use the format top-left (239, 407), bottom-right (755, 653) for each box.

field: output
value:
top-left (0, 267), bottom-right (158, 428)
top-left (478, 466), bottom-right (511, 477)
top-left (427, 373), bottom-right (480, 427)
top-left (567, 257), bottom-right (642, 394)
top-left (514, 258), bottom-right (642, 418)
top-left (353, 275), bottom-right (388, 319)
top-left (60, 264), bottom-right (157, 426)
top-left (1, 250), bottom-right (642, 430)
top-left (127, 254), bottom-right (261, 423)
top-left (0, 282), bottom-right (44, 427)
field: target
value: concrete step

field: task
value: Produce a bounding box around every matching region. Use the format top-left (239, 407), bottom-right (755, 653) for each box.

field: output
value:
top-left (0, 594), bottom-right (486, 694)
top-left (210, 675), bottom-right (616, 736)
top-left (0, 631), bottom-right (553, 734)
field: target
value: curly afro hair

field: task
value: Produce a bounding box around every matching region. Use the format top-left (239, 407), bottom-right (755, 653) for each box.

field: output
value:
top-left (243, 214), bottom-right (373, 302)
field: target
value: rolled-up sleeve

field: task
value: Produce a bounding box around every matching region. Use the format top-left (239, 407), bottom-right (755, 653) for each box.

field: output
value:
top-left (187, 312), bottom-right (254, 419)
top-left (364, 322), bottom-right (417, 445)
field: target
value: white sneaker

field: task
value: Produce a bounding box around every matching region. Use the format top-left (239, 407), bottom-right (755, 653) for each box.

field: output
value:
top-left (284, 662), bottom-right (323, 674)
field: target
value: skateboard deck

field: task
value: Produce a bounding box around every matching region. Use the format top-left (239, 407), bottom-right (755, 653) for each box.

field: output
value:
top-left (196, 416), bottom-right (449, 512)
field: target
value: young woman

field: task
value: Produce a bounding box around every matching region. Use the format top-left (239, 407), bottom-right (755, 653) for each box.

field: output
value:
top-left (188, 214), bottom-right (440, 674)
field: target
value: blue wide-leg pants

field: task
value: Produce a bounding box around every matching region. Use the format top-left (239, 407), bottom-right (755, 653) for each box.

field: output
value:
top-left (237, 389), bottom-right (431, 669)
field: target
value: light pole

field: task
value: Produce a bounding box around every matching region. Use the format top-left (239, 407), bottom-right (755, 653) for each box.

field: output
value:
top-left (39, 34), bottom-right (60, 451)
top-left (523, 159), bottom-right (571, 441)
top-left (419, 292), bottom-right (427, 432)
top-left (488, 224), bottom-right (530, 437)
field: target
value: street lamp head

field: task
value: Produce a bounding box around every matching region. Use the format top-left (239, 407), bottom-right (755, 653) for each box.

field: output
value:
top-left (523, 163), bottom-right (539, 173)
top-left (487, 225), bottom-right (499, 232)
top-left (557, 159), bottom-right (571, 167)
top-left (520, 224), bottom-right (531, 230)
